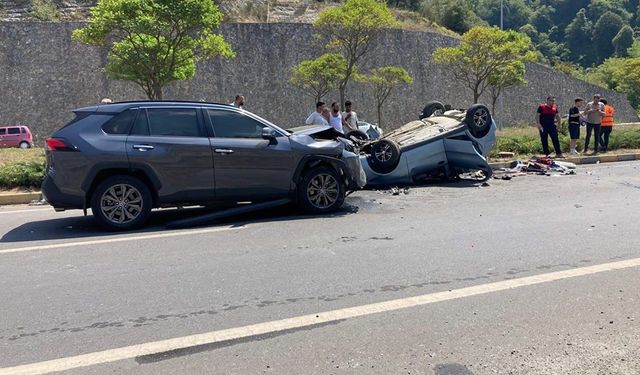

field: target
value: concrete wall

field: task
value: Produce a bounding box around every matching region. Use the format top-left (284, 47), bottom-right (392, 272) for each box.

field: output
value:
top-left (0, 22), bottom-right (637, 142)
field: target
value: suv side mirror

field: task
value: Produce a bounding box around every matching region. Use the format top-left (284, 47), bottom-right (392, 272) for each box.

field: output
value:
top-left (262, 127), bottom-right (277, 142)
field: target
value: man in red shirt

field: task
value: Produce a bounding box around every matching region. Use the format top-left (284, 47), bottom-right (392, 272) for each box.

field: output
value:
top-left (536, 96), bottom-right (563, 158)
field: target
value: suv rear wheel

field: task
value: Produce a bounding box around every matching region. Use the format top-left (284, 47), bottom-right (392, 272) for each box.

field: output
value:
top-left (297, 166), bottom-right (345, 214)
top-left (90, 175), bottom-right (152, 230)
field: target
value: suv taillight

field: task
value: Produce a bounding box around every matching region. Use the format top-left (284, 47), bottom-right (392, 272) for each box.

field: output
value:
top-left (45, 138), bottom-right (77, 152)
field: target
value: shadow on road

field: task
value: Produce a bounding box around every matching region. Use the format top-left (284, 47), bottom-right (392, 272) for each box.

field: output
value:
top-left (0, 200), bottom-right (359, 243)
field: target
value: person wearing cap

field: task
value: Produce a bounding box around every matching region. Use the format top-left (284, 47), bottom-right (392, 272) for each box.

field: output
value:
top-left (583, 94), bottom-right (605, 154)
top-left (599, 98), bottom-right (615, 152)
top-left (536, 96), bottom-right (563, 158)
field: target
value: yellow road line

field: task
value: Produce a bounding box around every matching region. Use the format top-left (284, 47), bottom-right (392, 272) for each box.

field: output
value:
top-left (1, 256), bottom-right (639, 375)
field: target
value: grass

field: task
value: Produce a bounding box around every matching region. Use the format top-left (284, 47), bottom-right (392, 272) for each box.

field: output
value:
top-left (490, 124), bottom-right (640, 159)
top-left (0, 148), bottom-right (46, 188)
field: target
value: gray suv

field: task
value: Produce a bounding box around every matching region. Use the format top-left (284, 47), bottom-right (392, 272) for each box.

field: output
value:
top-left (43, 101), bottom-right (365, 230)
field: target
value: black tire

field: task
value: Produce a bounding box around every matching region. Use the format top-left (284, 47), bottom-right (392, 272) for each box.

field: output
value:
top-left (465, 104), bottom-right (492, 138)
top-left (368, 139), bottom-right (401, 174)
top-left (297, 166), bottom-right (345, 214)
top-left (346, 130), bottom-right (368, 141)
top-left (90, 175), bottom-right (152, 231)
top-left (420, 101), bottom-right (446, 119)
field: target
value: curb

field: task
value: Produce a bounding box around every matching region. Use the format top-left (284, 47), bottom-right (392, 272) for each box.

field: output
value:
top-left (490, 152), bottom-right (640, 170)
top-left (0, 192), bottom-right (42, 206)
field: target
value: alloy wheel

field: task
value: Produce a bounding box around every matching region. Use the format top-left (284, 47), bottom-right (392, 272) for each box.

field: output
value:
top-left (100, 184), bottom-right (143, 224)
top-left (307, 173), bottom-right (339, 209)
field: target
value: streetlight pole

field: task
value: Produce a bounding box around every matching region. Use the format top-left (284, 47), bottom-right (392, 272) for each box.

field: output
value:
top-left (499, 0), bottom-right (504, 130)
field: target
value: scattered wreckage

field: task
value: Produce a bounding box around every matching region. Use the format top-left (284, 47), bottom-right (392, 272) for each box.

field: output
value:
top-left (358, 102), bottom-right (497, 186)
top-left (495, 157), bottom-right (577, 180)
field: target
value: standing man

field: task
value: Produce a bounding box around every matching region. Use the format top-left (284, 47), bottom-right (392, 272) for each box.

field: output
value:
top-left (599, 98), bottom-right (615, 152)
top-left (583, 94), bottom-right (605, 154)
top-left (342, 100), bottom-right (359, 133)
top-left (305, 101), bottom-right (329, 126)
top-left (230, 95), bottom-right (245, 109)
top-left (568, 98), bottom-right (584, 156)
top-left (328, 102), bottom-right (344, 133)
top-left (536, 96), bottom-right (563, 158)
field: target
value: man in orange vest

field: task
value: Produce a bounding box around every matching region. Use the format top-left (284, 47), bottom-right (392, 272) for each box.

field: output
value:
top-left (599, 98), bottom-right (615, 152)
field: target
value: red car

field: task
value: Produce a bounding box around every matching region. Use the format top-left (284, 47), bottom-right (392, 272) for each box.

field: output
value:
top-left (0, 125), bottom-right (33, 148)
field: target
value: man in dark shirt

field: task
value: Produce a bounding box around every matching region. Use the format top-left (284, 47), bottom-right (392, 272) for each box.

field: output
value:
top-left (568, 98), bottom-right (584, 155)
top-left (536, 96), bottom-right (563, 158)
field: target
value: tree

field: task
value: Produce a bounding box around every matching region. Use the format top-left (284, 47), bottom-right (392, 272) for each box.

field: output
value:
top-left (474, 0), bottom-right (532, 30)
top-left (290, 53), bottom-right (347, 103)
top-left (314, 0), bottom-right (397, 107)
top-left (421, 0), bottom-right (483, 34)
top-left (73, 0), bottom-right (235, 99)
top-left (587, 57), bottom-right (640, 110)
top-left (361, 67), bottom-right (413, 128)
top-left (613, 25), bottom-right (635, 57)
top-left (587, 0), bottom-right (631, 23)
top-left (432, 26), bottom-right (536, 103)
top-left (530, 5), bottom-right (555, 32)
top-left (593, 11), bottom-right (625, 63)
top-left (564, 8), bottom-right (594, 66)
top-left (487, 60), bottom-right (526, 116)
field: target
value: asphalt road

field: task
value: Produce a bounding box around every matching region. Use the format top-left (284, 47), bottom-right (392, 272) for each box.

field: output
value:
top-left (1, 161), bottom-right (640, 375)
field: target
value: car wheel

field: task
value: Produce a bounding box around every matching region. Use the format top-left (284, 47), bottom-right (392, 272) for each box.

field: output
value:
top-left (465, 104), bottom-right (492, 138)
top-left (91, 175), bottom-right (152, 230)
top-left (346, 130), bottom-right (368, 141)
top-left (368, 139), bottom-right (401, 174)
top-left (420, 101), bottom-right (446, 119)
top-left (297, 166), bottom-right (345, 214)
top-left (19, 141), bottom-right (30, 149)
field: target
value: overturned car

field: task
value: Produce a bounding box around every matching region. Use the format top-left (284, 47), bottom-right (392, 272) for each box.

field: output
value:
top-left (359, 102), bottom-right (497, 185)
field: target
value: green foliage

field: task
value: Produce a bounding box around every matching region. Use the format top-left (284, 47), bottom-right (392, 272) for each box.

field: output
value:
top-left (564, 8), bottom-right (594, 66)
top-left (0, 148), bottom-right (46, 188)
top-left (314, 0), bottom-right (397, 106)
top-left (361, 66), bottom-right (413, 127)
top-left (586, 0), bottom-right (631, 23)
top-left (473, 0), bottom-right (531, 30)
top-left (593, 11), bottom-right (625, 63)
top-left (421, 0), bottom-right (483, 33)
top-left (290, 53), bottom-right (347, 103)
top-left (629, 40), bottom-right (640, 58)
top-left (613, 25), bottom-right (634, 57)
top-left (31, 0), bottom-right (61, 21)
top-left (432, 26), bottom-right (536, 103)
top-left (73, 0), bottom-right (235, 99)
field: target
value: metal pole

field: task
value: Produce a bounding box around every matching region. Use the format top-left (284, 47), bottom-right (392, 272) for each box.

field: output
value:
top-left (499, 0), bottom-right (504, 130)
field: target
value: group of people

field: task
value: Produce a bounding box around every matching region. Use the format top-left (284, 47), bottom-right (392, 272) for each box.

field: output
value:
top-left (536, 94), bottom-right (615, 158)
top-left (305, 101), bottom-right (359, 135)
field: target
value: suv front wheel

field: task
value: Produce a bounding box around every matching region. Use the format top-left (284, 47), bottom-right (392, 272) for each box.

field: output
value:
top-left (90, 175), bottom-right (152, 230)
top-left (297, 166), bottom-right (345, 214)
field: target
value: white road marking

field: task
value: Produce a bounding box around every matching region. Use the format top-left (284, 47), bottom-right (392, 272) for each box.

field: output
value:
top-left (0, 208), bottom-right (52, 215)
top-left (0, 226), bottom-right (245, 255)
top-left (1, 257), bottom-right (639, 375)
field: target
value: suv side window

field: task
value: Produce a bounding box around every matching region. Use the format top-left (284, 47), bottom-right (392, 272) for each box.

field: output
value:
top-left (147, 108), bottom-right (201, 137)
top-left (8, 128), bottom-right (20, 135)
top-left (208, 109), bottom-right (266, 138)
top-left (103, 109), bottom-right (137, 135)
top-left (0, 128), bottom-right (5, 135)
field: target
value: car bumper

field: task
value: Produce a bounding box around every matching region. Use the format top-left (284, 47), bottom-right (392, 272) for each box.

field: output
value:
top-left (342, 150), bottom-right (367, 190)
top-left (42, 175), bottom-right (84, 209)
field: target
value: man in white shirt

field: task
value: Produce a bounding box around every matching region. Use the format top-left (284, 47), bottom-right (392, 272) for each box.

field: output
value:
top-left (329, 102), bottom-right (344, 133)
top-left (305, 101), bottom-right (329, 126)
top-left (342, 100), bottom-right (359, 133)
top-left (230, 94), bottom-right (245, 109)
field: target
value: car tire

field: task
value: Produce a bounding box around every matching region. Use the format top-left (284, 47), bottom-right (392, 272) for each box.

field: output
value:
top-left (368, 139), bottom-right (401, 174)
top-left (465, 104), bottom-right (492, 138)
top-left (297, 166), bottom-right (345, 214)
top-left (90, 175), bottom-right (152, 231)
top-left (420, 101), bottom-right (446, 119)
top-left (346, 130), bottom-right (368, 141)
top-left (19, 141), bottom-right (30, 149)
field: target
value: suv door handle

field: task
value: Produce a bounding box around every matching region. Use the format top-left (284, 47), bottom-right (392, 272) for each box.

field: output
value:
top-left (214, 149), bottom-right (234, 154)
top-left (133, 144), bottom-right (154, 151)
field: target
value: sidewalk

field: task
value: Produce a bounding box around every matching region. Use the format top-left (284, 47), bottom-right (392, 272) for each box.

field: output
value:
top-left (0, 189), bottom-right (42, 205)
top-left (489, 151), bottom-right (640, 170)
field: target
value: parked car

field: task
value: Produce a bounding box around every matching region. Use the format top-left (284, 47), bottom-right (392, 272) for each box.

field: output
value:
top-left (0, 125), bottom-right (33, 149)
top-left (42, 101), bottom-right (365, 230)
top-left (359, 102), bottom-right (497, 185)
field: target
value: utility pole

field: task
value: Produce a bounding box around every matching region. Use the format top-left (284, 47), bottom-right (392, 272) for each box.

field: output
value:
top-left (499, 0), bottom-right (504, 130)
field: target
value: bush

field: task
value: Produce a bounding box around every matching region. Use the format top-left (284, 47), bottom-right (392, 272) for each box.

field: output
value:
top-left (0, 161), bottom-right (45, 188)
top-left (31, 0), bottom-right (60, 21)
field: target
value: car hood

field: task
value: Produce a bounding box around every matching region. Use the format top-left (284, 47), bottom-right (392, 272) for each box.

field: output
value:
top-left (287, 126), bottom-right (351, 155)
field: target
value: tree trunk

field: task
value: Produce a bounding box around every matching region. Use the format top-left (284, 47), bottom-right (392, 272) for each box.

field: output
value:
top-left (377, 102), bottom-right (382, 129)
